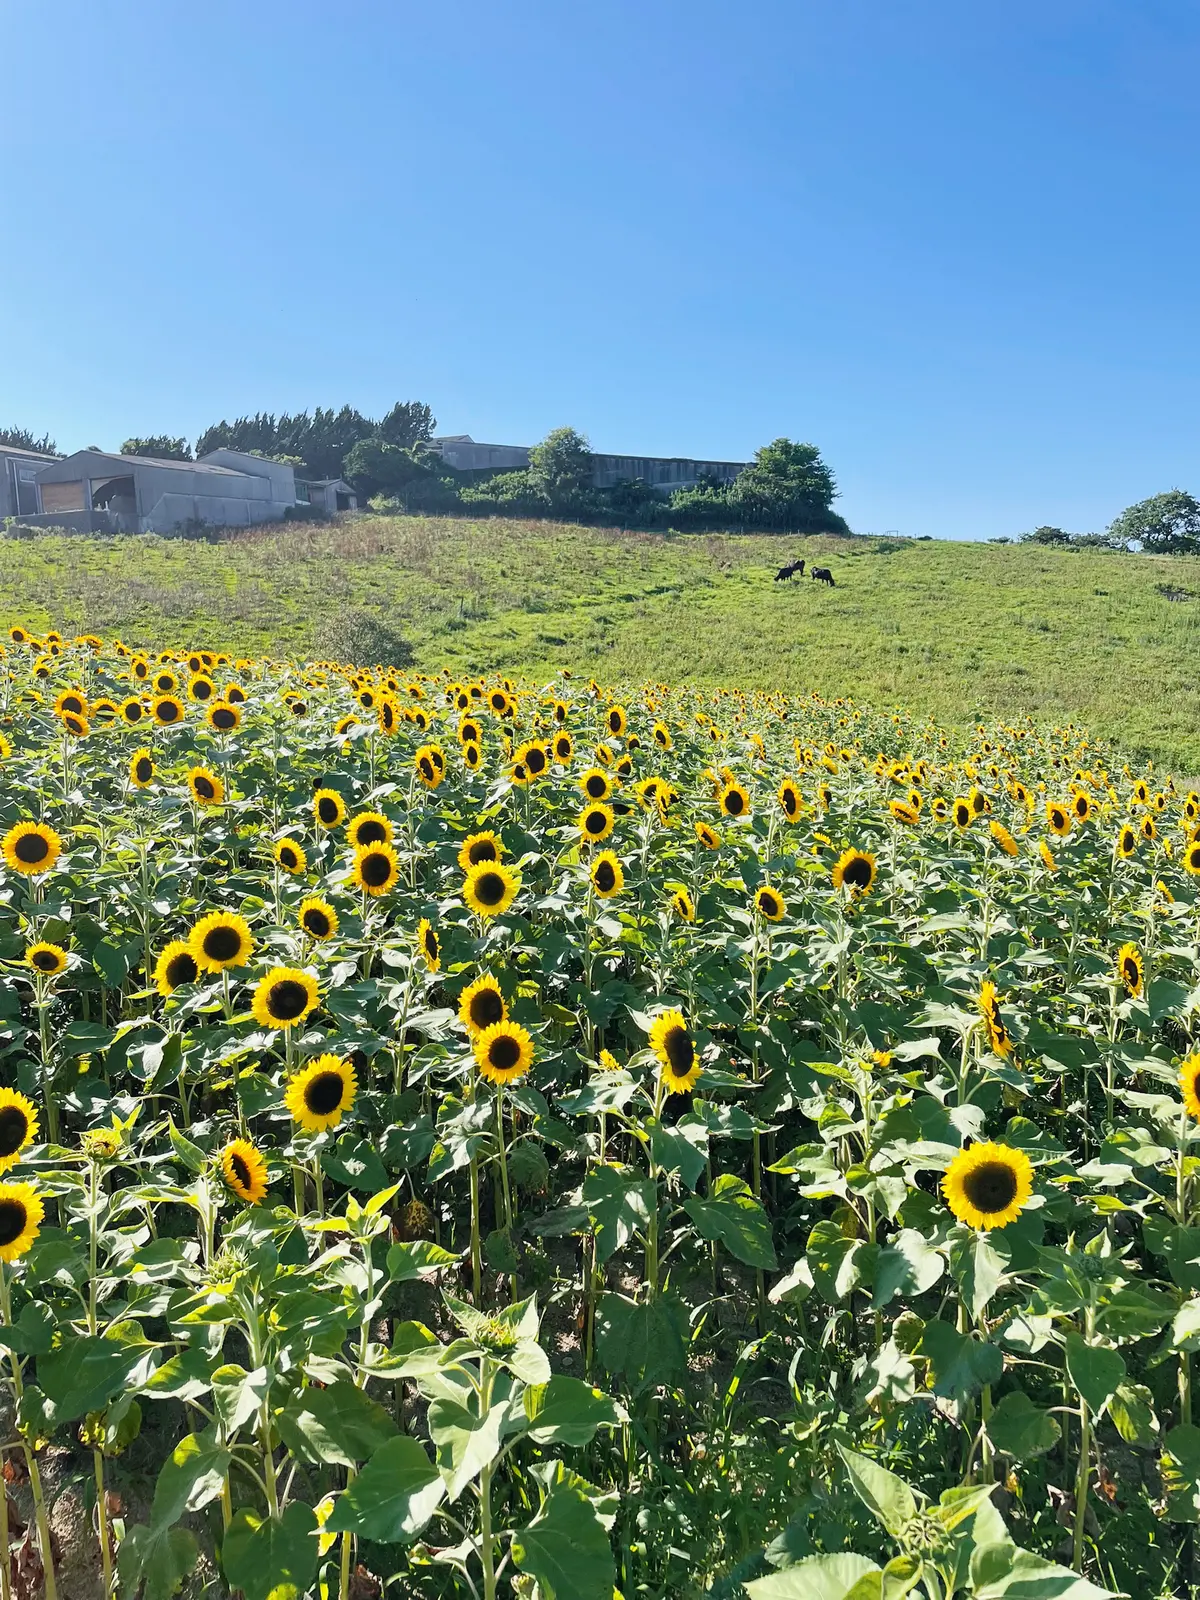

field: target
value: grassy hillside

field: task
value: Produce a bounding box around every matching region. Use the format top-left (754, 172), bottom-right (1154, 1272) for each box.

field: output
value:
top-left (5, 514), bottom-right (1200, 769)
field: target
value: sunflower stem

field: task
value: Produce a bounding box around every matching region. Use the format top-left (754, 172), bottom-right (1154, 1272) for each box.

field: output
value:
top-left (35, 990), bottom-right (58, 1148)
top-left (469, 1154), bottom-right (483, 1306)
top-left (0, 1267), bottom-right (57, 1600)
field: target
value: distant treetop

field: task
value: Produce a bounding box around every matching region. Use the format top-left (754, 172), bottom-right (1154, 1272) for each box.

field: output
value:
top-left (0, 426), bottom-right (58, 456)
top-left (121, 436), bottom-right (193, 461)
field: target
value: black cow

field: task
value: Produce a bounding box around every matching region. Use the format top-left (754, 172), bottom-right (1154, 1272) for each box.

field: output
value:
top-left (774, 559), bottom-right (805, 581)
top-left (811, 567), bottom-right (835, 586)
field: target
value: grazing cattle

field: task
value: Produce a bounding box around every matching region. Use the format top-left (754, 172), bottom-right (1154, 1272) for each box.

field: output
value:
top-left (811, 567), bottom-right (835, 586)
top-left (774, 559), bottom-right (805, 581)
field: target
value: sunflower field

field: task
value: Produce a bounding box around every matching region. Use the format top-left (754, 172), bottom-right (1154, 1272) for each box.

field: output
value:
top-left (1, 629), bottom-right (1200, 1600)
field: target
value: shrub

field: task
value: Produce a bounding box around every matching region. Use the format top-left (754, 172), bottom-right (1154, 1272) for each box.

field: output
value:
top-left (313, 607), bottom-right (415, 668)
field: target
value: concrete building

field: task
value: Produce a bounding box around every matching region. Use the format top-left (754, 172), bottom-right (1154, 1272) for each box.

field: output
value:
top-left (427, 435), bottom-right (746, 493)
top-left (22, 448), bottom-right (300, 534)
top-left (0, 444), bottom-right (59, 520)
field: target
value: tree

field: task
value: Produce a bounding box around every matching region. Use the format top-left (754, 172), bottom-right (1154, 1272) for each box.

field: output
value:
top-left (1020, 525), bottom-right (1072, 545)
top-left (121, 436), bottom-right (192, 460)
top-left (1108, 490), bottom-right (1200, 554)
top-left (727, 438), bottom-right (845, 531)
top-left (0, 426), bottom-right (57, 455)
top-left (377, 402), bottom-right (436, 450)
top-left (526, 427), bottom-right (592, 503)
top-left (342, 438), bottom-right (432, 500)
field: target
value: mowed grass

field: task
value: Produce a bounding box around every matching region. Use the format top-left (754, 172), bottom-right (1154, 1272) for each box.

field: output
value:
top-left (5, 514), bottom-right (1200, 767)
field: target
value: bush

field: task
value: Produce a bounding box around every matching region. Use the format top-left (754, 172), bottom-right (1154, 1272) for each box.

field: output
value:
top-left (313, 608), bottom-right (415, 668)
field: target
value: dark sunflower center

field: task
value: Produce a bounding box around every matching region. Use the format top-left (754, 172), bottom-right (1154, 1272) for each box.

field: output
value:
top-left (760, 892), bottom-right (779, 916)
top-left (423, 930), bottom-right (438, 959)
top-left (784, 792), bottom-right (797, 816)
top-left (470, 989), bottom-right (504, 1029)
top-left (135, 758), bottom-right (152, 783)
top-left (1123, 957), bottom-right (1139, 985)
top-left (360, 851), bottom-right (392, 887)
top-left (725, 791), bottom-right (745, 815)
top-left (474, 870), bottom-right (506, 905)
top-left (305, 1071), bottom-right (345, 1115)
top-left (663, 1026), bottom-right (694, 1075)
top-left (193, 680), bottom-right (213, 699)
top-left (608, 713), bottom-right (622, 732)
top-left (527, 748), bottom-right (547, 773)
top-left (961, 1160), bottom-right (1018, 1215)
top-left (62, 696), bottom-right (83, 714)
top-left (843, 856), bottom-right (872, 889)
top-left (355, 820), bottom-right (387, 846)
top-left (14, 833), bottom-right (49, 864)
top-left (488, 1034), bottom-right (521, 1071)
top-left (268, 980), bottom-right (311, 1021)
top-left (203, 925), bottom-right (242, 962)
top-left (166, 951), bottom-right (198, 986)
top-left (595, 860), bottom-right (616, 892)
top-left (303, 909), bottom-right (331, 937)
top-left (0, 1106), bottom-right (30, 1155)
top-left (318, 797), bottom-right (339, 823)
top-left (419, 758), bottom-right (434, 780)
top-left (585, 811), bottom-right (607, 836)
top-left (468, 838), bottom-right (497, 863)
top-left (158, 702), bottom-right (180, 722)
top-left (586, 776), bottom-right (606, 798)
top-left (280, 847), bottom-right (298, 868)
top-left (194, 775), bottom-right (216, 800)
top-left (0, 1198), bottom-right (28, 1246)
top-left (31, 949), bottom-right (59, 972)
top-left (126, 704), bottom-right (143, 721)
top-left (230, 1152), bottom-right (252, 1188)
top-left (212, 707), bottom-right (236, 729)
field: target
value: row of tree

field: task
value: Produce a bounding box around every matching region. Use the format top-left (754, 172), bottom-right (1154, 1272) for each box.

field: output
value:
top-left (1016, 490), bottom-right (1200, 554)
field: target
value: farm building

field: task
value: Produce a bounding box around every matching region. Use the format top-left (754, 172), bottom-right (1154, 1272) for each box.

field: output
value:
top-left (0, 443), bottom-right (59, 520)
top-left (427, 435), bottom-right (746, 493)
top-left (20, 449), bottom-right (300, 534)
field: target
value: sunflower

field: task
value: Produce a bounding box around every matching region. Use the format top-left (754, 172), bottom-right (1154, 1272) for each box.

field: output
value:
top-left (285, 1054), bottom-right (357, 1132)
top-left (26, 942), bottom-right (67, 977)
top-left (457, 831), bottom-right (504, 870)
top-left (53, 689), bottom-right (87, 718)
top-left (942, 1142), bottom-right (1033, 1231)
top-left (978, 979), bottom-right (1014, 1056)
top-left (649, 1010), bottom-right (701, 1094)
top-left (151, 695), bottom-right (185, 726)
top-left (754, 885), bottom-right (785, 922)
top-left (129, 749), bottom-right (155, 788)
top-left (458, 716), bottom-right (483, 745)
top-left (591, 851), bottom-right (624, 898)
top-left (154, 940), bottom-right (199, 995)
top-left (778, 779), bottom-right (802, 821)
top-left (417, 919), bottom-right (440, 971)
top-left (3, 821), bottom-right (62, 877)
top-left (578, 802), bottom-right (615, 844)
top-left (1045, 801), bottom-right (1071, 838)
top-left (718, 781), bottom-right (751, 820)
top-left (515, 741), bottom-right (550, 780)
top-left (1142, 815), bottom-right (1158, 842)
top-left (274, 837), bottom-right (307, 875)
top-left (0, 1090), bottom-right (37, 1173)
top-left (0, 1182), bottom-right (43, 1262)
top-left (187, 766), bottom-right (225, 807)
top-left (313, 788), bottom-right (347, 829)
top-left (474, 1019), bottom-right (534, 1086)
top-left (189, 911), bottom-right (255, 973)
top-left (351, 842), bottom-right (400, 897)
top-left (1185, 840), bottom-right (1200, 877)
top-left (694, 821), bottom-right (721, 850)
top-left (58, 711), bottom-right (89, 738)
top-left (579, 768), bottom-right (612, 802)
top-left (347, 811), bottom-right (392, 850)
top-left (414, 744), bottom-right (445, 789)
top-left (298, 898), bottom-right (338, 941)
top-left (120, 697), bottom-right (146, 726)
top-left (605, 704), bottom-right (628, 738)
top-left (989, 820), bottom-right (1019, 857)
top-left (1116, 942), bottom-right (1143, 997)
top-left (1072, 791), bottom-right (1091, 823)
top-left (188, 675), bottom-right (216, 703)
top-left (462, 742), bottom-right (483, 772)
top-left (932, 797), bottom-right (950, 821)
top-left (462, 860), bottom-right (520, 918)
top-left (1180, 1054), bottom-right (1200, 1119)
top-left (459, 974), bottom-right (507, 1036)
top-left (1039, 840), bottom-right (1057, 872)
top-left (831, 848), bottom-right (876, 895)
top-left (251, 966), bottom-right (320, 1029)
top-left (671, 887), bottom-right (696, 922)
top-left (224, 683), bottom-right (247, 704)
top-left (890, 799), bottom-right (919, 826)
top-left (1115, 824), bottom-right (1138, 860)
top-left (221, 1138), bottom-right (269, 1204)
top-left (653, 721), bottom-right (673, 751)
top-left (207, 702), bottom-right (241, 732)
top-left (952, 798), bottom-right (974, 829)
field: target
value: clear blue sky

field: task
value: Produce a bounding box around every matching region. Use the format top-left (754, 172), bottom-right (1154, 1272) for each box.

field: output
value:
top-left (2, 0), bottom-right (1198, 540)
